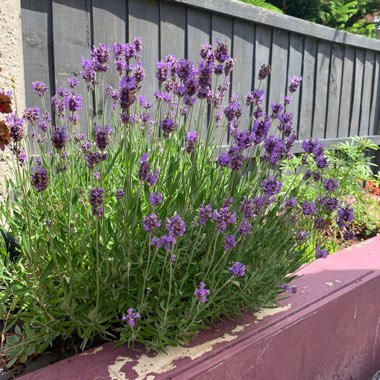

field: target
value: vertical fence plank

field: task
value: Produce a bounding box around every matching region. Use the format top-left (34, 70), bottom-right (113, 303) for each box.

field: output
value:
top-left (254, 24), bottom-right (272, 111)
top-left (299, 36), bottom-right (317, 140)
top-left (338, 46), bottom-right (354, 138)
top-left (129, 0), bottom-right (160, 103)
top-left (93, 0), bottom-right (126, 45)
top-left (312, 40), bottom-right (331, 139)
top-left (160, 1), bottom-right (186, 59)
top-left (369, 53), bottom-right (380, 136)
top-left (52, 0), bottom-right (92, 131)
top-left (211, 14), bottom-right (233, 145)
top-left (92, 0), bottom-right (127, 123)
top-left (187, 8), bottom-right (211, 64)
top-left (52, 0), bottom-right (92, 87)
top-left (325, 44), bottom-right (344, 138)
top-left (268, 29), bottom-right (289, 112)
top-left (21, 0), bottom-right (52, 108)
top-left (231, 19), bottom-right (255, 129)
top-left (359, 51), bottom-right (374, 136)
top-left (350, 49), bottom-right (365, 137)
top-left (287, 33), bottom-right (303, 131)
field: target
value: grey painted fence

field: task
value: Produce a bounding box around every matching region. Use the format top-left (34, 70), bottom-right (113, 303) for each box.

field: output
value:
top-left (21, 0), bottom-right (380, 150)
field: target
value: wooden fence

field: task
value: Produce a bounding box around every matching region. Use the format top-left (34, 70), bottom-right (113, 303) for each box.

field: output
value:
top-left (21, 0), bottom-right (380, 150)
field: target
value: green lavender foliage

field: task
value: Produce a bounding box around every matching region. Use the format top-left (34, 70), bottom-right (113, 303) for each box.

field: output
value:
top-left (0, 40), bottom-right (348, 367)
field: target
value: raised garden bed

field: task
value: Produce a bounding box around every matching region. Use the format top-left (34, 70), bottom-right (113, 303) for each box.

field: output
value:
top-left (15, 234), bottom-right (380, 380)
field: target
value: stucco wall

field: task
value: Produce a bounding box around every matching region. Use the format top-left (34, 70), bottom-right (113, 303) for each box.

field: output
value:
top-left (0, 0), bottom-right (23, 197)
top-left (0, 0), bottom-right (25, 111)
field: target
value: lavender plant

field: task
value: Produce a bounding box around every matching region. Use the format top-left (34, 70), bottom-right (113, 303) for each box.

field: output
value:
top-left (0, 38), bottom-right (353, 363)
top-left (281, 137), bottom-right (378, 251)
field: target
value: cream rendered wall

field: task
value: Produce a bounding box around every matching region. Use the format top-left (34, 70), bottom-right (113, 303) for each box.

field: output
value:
top-left (0, 0), bottom-right (24, 198)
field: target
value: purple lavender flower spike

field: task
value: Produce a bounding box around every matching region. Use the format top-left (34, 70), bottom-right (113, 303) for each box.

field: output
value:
top-left (51, 95), bottom-right (65, 116)
top-left (149, 191), bottom-right (163, 206)
top-left (228, 262), bottom-right (246, 277)
top-left (160, 116), bottom-right (178, 138)
top-left (133, 37), bottom-right (142, 53)
top-left (246, 89), bottom-right (265, 106)
top-left (138, 95), bottom-right (152, 109)
top-left (6, 113), bottom-right (25, 141)
top-left (143, 213), bottom-right (161, 233)
top-left (161, 234), bottom-right (177, 251)
top-left (30, 165), bottom-right (49, 192)
top-left (284, 95), bottom-right (293, 106)
top-left (261, 176), bottom-right (282, 197)
top-left (218, 153), bottom-right (230, 168)
top-left (295, 231), bottom-right (309, 241)
top-left (251, 118), bottom-right (271, 144)
top-left (151, 237), bottom-right (163, 249)
top-left (222, 197), bottom-right (234, 208)
top-left (263, 136), bottom-right (285, 165)
top-left (238, 218), bottom-right (252, 236)
top-left (315, 246), bottom-right (329, 259)
top-left (270, 102), bottom-right (283, 118)
top-left (121, 308), bottom-right (140, 328)
top-left (23, 106), bottom-right (40, 123)
top-left (224, 234), bottom-right (237, 251)
top-left (94, 124), bottom-right (111, 151)
top-left (88, 187), bottom-right (105, 218)
top-left (166, 215), bottom-right (186, 237)
top-left (336, 204), bottom-right (354, 228)
top-left (301, 138), bottom-right (324, 157)
top-left (116, 189), bottom-right (125, 200)
top-left (323, 178), bottom-right (339, 192)
top-left (156, 61), bottom-right (168, 82)
top-left (38, 111), bottom-right (51, 132)
top-left (194, 282), bottom-right (209, 303)
top-left (186, 131), bottom-right (197, 153)
top-left (139, 153), bottom-right (158, 185)
top-left (301, 201), bottom-right (317, 216)
top-left (84, 151), bottom-right (103, 169)
top-left (64, 93), bottom-right (82, 112)
top-left (258, 64), bottom-right (271, 80)
top-left (199, 204), bottom-right (212, 225)
top-left (51, 126), bottom-right (67, 151)
top-left (240, 198), bottom-right (254, 219)
top-left (224, 57), bottom-right (235, 76)
top-left (67, 76), bottom-right (80, 88)
top-left (213, 206), bottom-right (236, 232)
top-left (91, 43), bottom-right (110, 72)
top-left (285, 197), bottom-right (297, 208)
top-left (343, 230), bottom-right (356, 241)
top-left (32, 81), bottom-right (48, 97)
top-left (57, 87), bottom-right (69, 97)
top-left (80, 58), bottom-right (95, 87)
top-left (224, 95), bottom-right (242, 122)
top-left (288, 75), bottom-right (303, 93)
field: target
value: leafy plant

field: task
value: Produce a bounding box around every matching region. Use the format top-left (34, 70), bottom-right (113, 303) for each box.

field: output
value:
top-left (318, 0), bottom-right (380, 37)
top-left (239, 0), bottom-right (283, 13)
top-left (281, 137), bottom-right (379, 253)
top-left (0, 40), bottom-right (352, 367)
